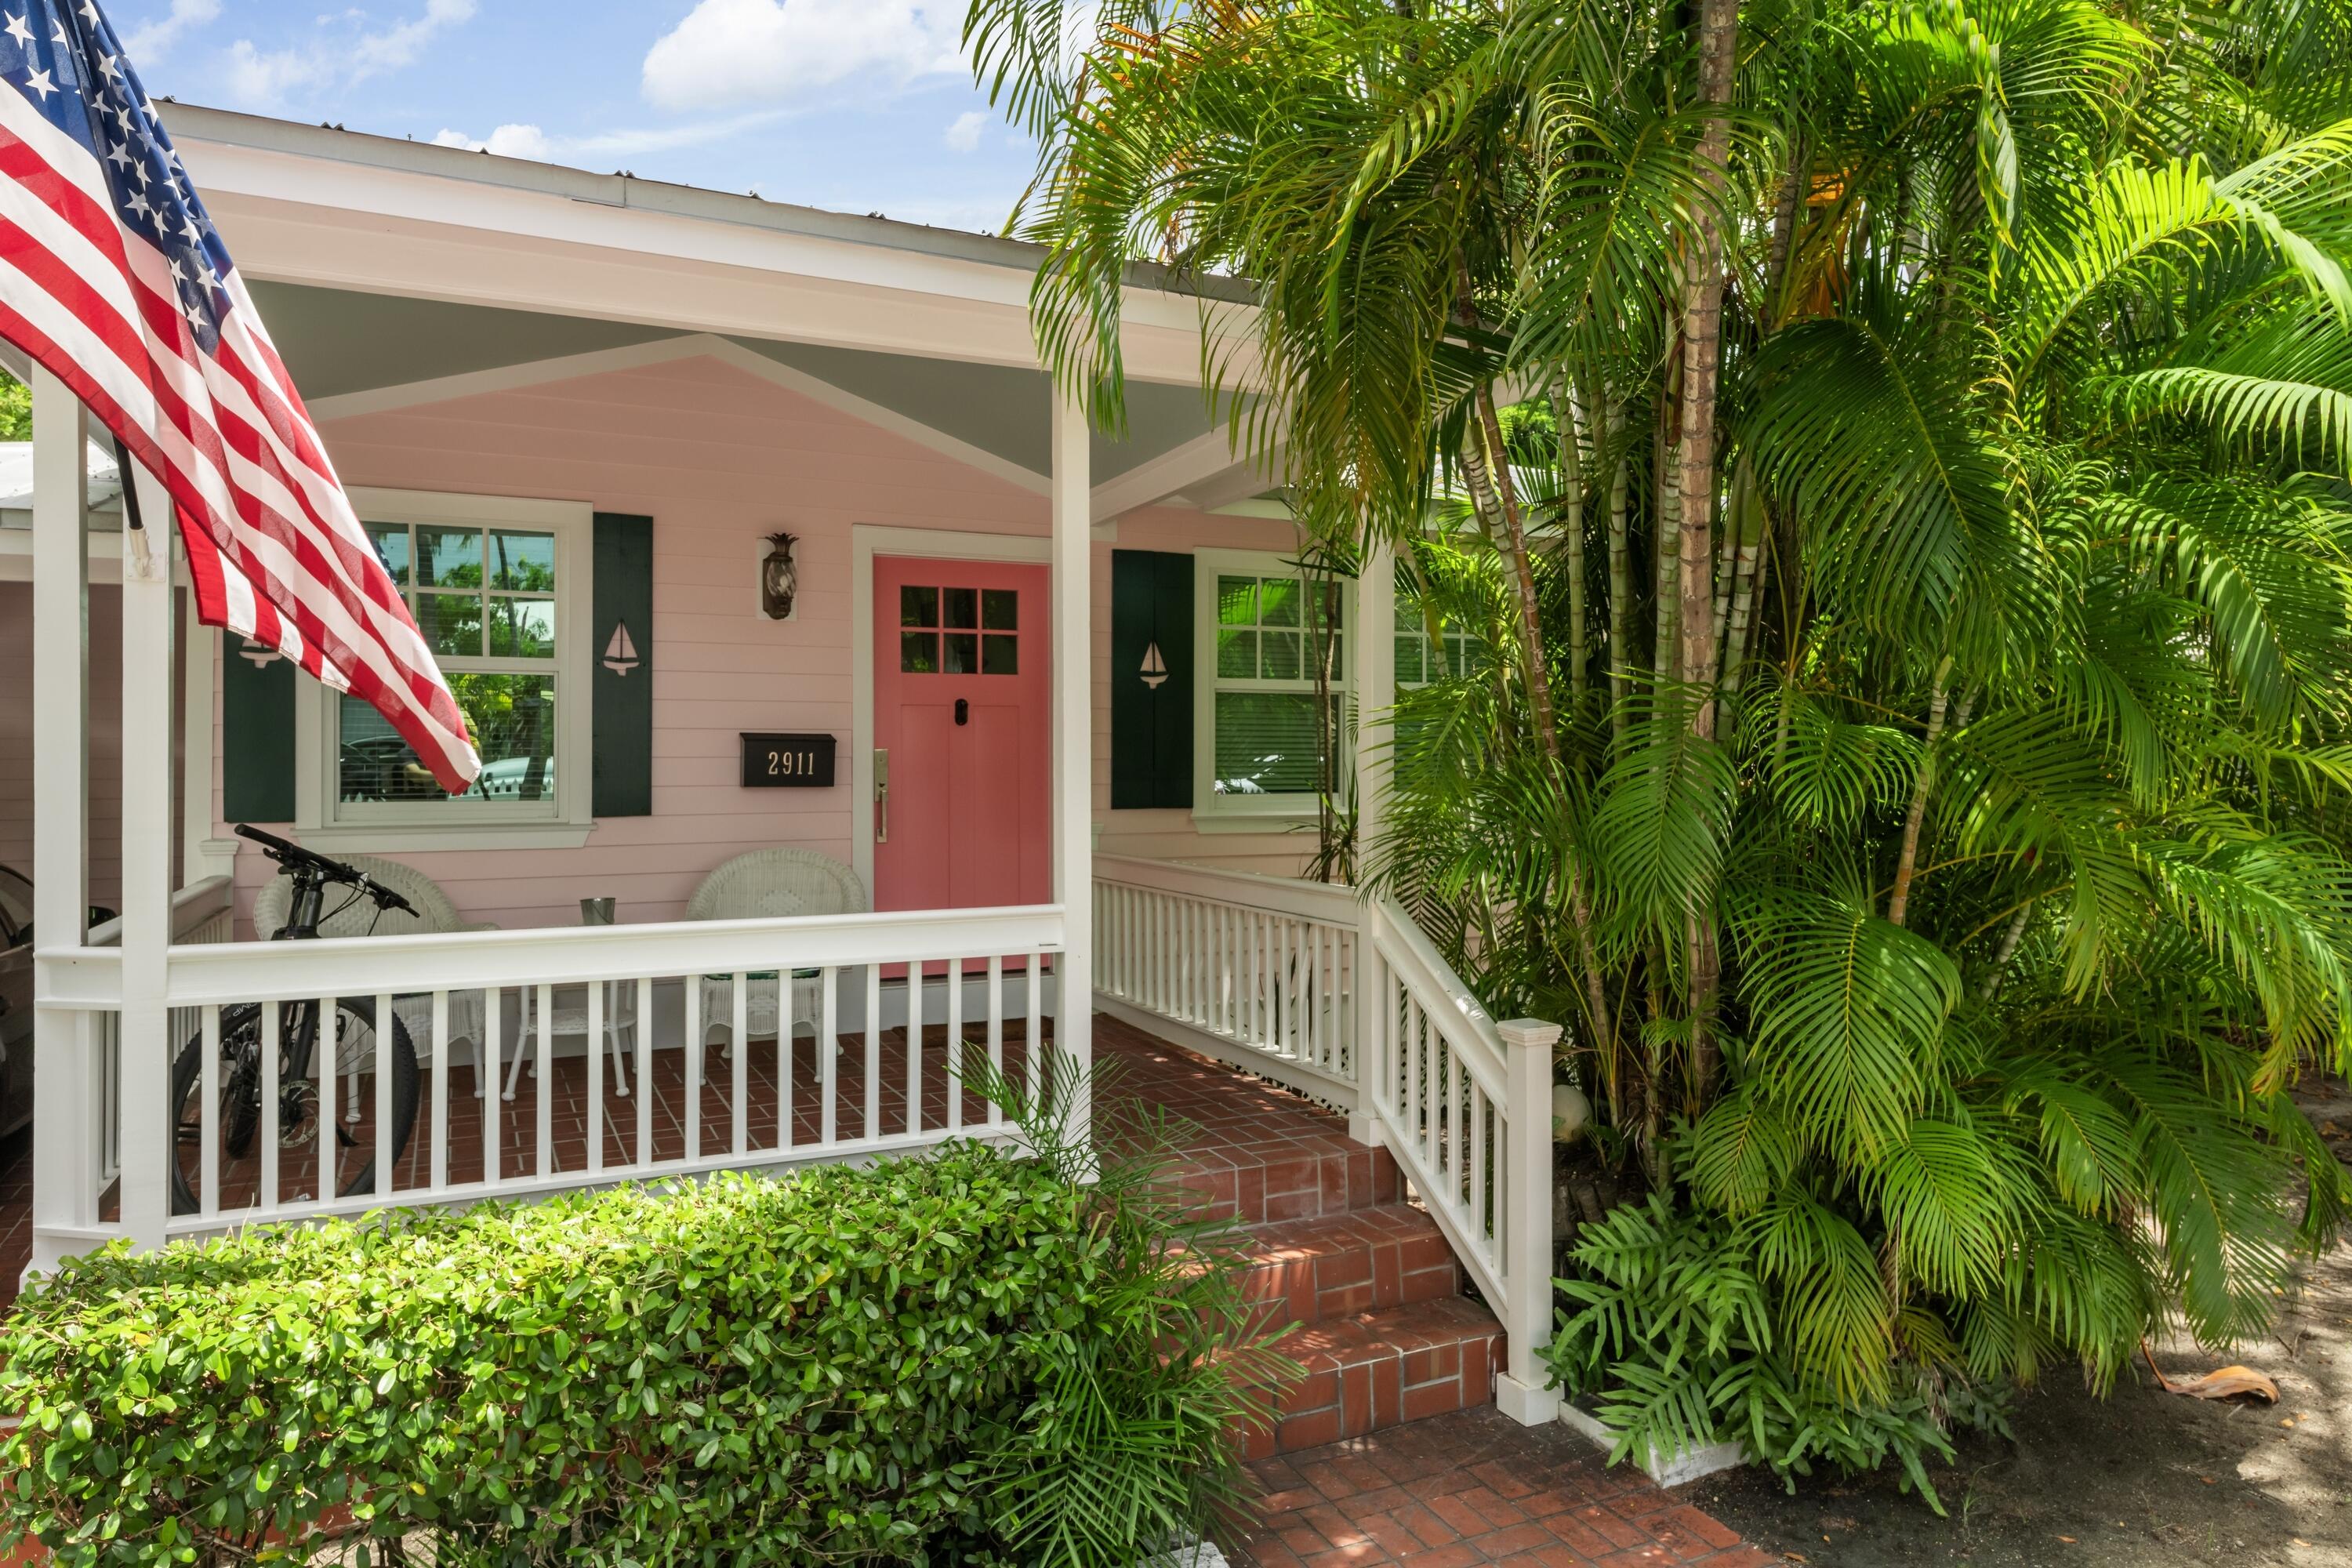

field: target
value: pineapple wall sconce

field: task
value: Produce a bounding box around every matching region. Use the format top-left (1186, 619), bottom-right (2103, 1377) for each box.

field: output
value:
top-left (758, 530), bottom-right (800, 621)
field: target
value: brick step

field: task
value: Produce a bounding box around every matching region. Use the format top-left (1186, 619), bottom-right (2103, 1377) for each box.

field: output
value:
top-left (1240, 1203), bottom-right (1461, 1332)
top-left (1170, 1134), bottom-right (1402, 1225)
top-left (1244, 1296), bottom-right (1506, 1457)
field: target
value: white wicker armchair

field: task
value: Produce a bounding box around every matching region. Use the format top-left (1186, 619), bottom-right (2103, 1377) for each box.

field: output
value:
top-left (252, 852), bottom-right (499, 1098)
top-left (689, 849), bottom-right (868, 1051)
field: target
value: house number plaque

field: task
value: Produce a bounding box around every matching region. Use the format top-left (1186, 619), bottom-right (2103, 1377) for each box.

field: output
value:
top-left (741, 732), bottom-right (837, 788)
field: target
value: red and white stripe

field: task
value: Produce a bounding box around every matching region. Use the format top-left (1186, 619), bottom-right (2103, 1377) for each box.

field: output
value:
top-left (0, 80), bottom-right (479, 793)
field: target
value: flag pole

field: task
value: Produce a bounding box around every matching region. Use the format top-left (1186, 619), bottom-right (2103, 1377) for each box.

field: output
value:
top-left (111, 434), bottom-right (155, 575)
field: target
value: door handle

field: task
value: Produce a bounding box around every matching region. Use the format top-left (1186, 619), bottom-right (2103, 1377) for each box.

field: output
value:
top-left (873, 747), bottom-right (889, 844)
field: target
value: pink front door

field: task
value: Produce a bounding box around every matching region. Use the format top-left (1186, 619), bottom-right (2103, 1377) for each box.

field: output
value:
top-left (873, 556), bottom-right (1051, 914)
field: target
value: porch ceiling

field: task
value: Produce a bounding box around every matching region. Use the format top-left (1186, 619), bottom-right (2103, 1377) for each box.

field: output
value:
top-left (253, 282), bottom-right (1228, 492)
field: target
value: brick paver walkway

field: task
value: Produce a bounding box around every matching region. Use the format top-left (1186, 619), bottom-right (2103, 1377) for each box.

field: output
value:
top-left (1225, 1406), bottom-right (1768, 1567)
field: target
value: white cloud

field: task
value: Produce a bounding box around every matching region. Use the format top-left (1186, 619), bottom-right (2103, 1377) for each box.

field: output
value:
top-left (641, 0), bottom-right (964, 111)
top-left (432, 123), bottom-right (554, 160)
top-left (223, 0), bottom-right (477, 108)
top-left (943, 110), bottom-right (987, 153)
top-left (430, 111), bottom-right (790, 167)
top-left (123, 0), bottom-right (222, 61)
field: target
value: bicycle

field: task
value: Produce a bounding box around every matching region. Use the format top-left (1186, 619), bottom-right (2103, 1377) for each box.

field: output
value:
top-left (169, 824), bottom-right (422, 1216)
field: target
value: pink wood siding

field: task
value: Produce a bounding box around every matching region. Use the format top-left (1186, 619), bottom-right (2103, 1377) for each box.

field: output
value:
top-left (0, 579), bottom-right (187, 917)
top-left (200, 353), bottom-right (1308, 934)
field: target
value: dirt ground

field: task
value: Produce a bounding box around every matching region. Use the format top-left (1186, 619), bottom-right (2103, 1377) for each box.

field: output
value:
top-left (1688, 1083), bottom-right (2352, 1568)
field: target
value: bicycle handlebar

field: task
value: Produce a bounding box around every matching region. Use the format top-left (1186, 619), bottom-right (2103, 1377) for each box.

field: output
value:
top-left (234, 824), bottom-right (418, 917)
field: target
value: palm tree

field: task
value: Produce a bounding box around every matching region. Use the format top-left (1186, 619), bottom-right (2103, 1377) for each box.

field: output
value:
top-left (967, 0), bottom-right (2352, 1487)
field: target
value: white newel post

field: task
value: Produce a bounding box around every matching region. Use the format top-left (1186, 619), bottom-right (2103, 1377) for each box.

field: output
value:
top-left (29, 369), bottom-right (97, 1279)
top-left (116, 462), bottom-right (177, 1250)
top-left (1049, 389), bottom-right (1094, 1145)
top-left (1495, 1015), bottom-right (1563, 1424)
top-left (1350, 539), bottom-right (1395, 1146)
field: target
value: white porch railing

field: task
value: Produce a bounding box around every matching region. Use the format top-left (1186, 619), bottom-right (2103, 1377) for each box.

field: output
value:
top-left (1094, 855), bottom-right (1561, 1425)
top-left (40, 902), bottom-right (1062, 1239)
top-left (1093, 855), bottom-right (1359, 1107)
top-left (85, 875), bottom-right (236, 1192)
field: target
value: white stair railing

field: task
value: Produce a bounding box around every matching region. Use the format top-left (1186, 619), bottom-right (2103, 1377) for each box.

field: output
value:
top-left (1094, 858), bottom-right (1561, 1425)
top-left (1360, 896), bottom-right (1560, 1424)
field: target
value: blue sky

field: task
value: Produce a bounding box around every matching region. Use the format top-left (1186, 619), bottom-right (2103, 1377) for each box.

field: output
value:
top-left (112, 0), bottom-right (1038, 234)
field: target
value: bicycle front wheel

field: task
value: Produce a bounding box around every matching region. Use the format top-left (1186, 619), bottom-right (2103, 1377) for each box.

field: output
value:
top-left (170, 996), bottom-right (419, 1216)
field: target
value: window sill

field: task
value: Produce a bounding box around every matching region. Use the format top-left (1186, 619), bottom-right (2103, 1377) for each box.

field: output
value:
top-left (291, 822), bottom-right (596, 854)
top-left (1189, 804), bottom-right (1321, 836)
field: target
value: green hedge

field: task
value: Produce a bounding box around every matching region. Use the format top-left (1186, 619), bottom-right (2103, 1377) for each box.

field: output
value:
top-left (0, 1136), bottom-right (1254, 1566)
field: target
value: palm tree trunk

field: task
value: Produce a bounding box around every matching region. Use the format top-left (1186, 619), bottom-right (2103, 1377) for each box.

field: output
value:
top-left (1675, 0), bottom-right (1741, 1108)
top-left (1555, 385), bottom-right (1589, 705)
top-left (1606, 405), bottom-right (1632, 739)
top-left (1982, 902), bottom-right (2033, 1000)
top-left (1765, 138), bottom-right (1806, 332)
top-left (1677, 0), bottom-right (1740, 731)
top-left (1454, 259), bottom-right (1559, 758)
top-left (1724, 522), bottom-right (1766, 693)
top-left (1653, 383), bottom-right (1681, 684)
top-left (1888, 657), bottom-right (1954, 928)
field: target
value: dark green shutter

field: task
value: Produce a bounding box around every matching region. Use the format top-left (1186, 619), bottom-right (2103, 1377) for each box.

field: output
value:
top-left (591, 513), bottom-right (654, 818)
top-left (1110, 550), bottom-right (1194, 809)
top-left (220, 635), bottom-right (296, 822)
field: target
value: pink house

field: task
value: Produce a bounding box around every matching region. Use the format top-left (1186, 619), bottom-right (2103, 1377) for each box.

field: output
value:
top-left (6, 103), bottom-right (1569, 1449)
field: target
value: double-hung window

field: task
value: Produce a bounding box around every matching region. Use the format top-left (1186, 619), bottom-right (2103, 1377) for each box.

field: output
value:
top-left (1193, 549), bottom-right (1349, 825)
top-left (1393, 598), bottom-right (1483, 687)
top-left (295, 488), bottom-right (593, 848)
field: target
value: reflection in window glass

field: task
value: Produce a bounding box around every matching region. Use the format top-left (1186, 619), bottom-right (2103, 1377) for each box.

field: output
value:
top-left (418, 593), bottom-right (483, 659)
top-left (982, 589), bottom-right (1018, 630)
top-left (982, 633), bottom-right (1018, 674)
top-left (901, 586), bottom-right (938, 627)
top-left (944, 586), bottom-right (978, 629)
top-left (417, 526), bottom-right (482, 589)
top-left (366, 524), bottom-right (410, 589)
top-left (490, 598), bottom-right (556, 659)
top-left (1208, 567), bottom-right (1348, 800)
top-left (338, 518), bottom-right (565, 816)
top-left (901, 631), bottom-right (938, 673)
top-left (1214, 692), bottom-right (1335, 795)
top-left (490, 531), bottom-right (556, 593)
top-left (1218, 576), bottom-right (1258, 625)
top-left (337, 675), bottom-right (557, 804)
top-left (1393, 599), bottom-right (1479, 685)
top-left (943, 632), bottom-right (979, 673)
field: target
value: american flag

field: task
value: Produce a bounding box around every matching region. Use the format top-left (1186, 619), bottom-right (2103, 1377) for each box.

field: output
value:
top-left (0, 0), bottom-right (480, 793)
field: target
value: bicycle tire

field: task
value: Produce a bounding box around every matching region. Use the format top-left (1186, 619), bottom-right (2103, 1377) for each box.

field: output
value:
top-left (169, 996), bottom-right (419, 1216)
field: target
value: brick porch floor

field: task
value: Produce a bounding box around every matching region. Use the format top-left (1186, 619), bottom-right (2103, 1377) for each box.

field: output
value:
top-left (1226, 1406), bottom-right (1767, 1568)
top-left (0, 1019), bottom-right (1764, 1568)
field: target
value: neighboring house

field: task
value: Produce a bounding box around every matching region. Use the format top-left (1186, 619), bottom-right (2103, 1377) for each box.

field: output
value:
top-left (5, 103), bottom-right (1566, 1450)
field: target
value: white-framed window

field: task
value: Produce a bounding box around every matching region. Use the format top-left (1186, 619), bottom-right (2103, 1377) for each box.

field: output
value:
top-left (1394, 598), bottom-right (1483, 687)
top-left (1193, 548), bottom-right (1351, 826)
top-left (292, 488), bottom-right (593, 849)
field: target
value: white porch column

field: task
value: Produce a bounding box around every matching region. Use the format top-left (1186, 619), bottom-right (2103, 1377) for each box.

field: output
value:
top-left (29, 369), bottom-right (98, 1277)
top-left (115, 463), bottom-right (176, 1249)
top-left (1349, 537), bottom-right (1396, 1147)
top-left (180, 610), bottom-right (234, 887)
top-left (1049, 389), bottom-right (1093, 1141)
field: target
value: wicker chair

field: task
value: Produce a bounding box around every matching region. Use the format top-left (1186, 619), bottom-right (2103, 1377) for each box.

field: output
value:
top-left (688, 849), bottom-right (868, 1052)
top-left (251, 853), bottom-right (499, 1104)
